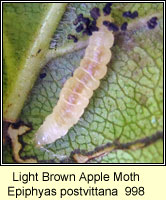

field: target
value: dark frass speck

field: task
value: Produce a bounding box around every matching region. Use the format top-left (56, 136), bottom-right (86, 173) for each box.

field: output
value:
top-left (40, 73), bottom-right (47, 79)
top-left (103, 4), bottom-right (112, 16)
top-left (108, 23), bottom-right (119, 32)
top-left (121, 22), bottom-right (128, 31)
top-left (130, 11), bottom-right (138, 19)
top-left (90, 7), bottom-right (100, 20)
top-left (123, 11), bottom-right (132, 18)
top-left (82, 17), bottom-right (91, 26)
top-left (76, 24), bottom-right (84, 33)
top-left (123, 11), bottom-right (138, 19)
top-left (83, 28), bottom-right (92, 36)
top-left (147, 17), bottom-right (158, 29)
top-left (103, 20), bottom-right (110, 27)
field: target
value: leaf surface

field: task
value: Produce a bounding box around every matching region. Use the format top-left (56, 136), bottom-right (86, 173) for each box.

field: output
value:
top-left (3, 3), bottom-right (163, 163)
top-left (3, 3), bottom-right (67, 122)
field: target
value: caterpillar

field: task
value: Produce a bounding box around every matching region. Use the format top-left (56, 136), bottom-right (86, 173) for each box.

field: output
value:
top-left (35, 13), bottom-right (115, 146)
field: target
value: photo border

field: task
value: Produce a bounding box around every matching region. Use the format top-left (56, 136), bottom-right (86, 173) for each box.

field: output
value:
top-left (1, 0), bottom-right (165, 166)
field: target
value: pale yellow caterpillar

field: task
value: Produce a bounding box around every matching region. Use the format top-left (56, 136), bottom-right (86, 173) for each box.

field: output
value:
top-left (35, 14), bottom-right (114, 146)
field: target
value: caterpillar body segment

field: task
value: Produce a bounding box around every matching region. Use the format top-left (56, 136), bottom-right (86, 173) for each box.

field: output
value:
top-left (35, 15), bottom-right (114, 146)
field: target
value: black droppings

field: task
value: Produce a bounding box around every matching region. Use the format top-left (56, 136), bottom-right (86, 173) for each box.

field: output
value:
top-left (67, 34), bottom-right (78, 43)
top-left (150, 16), bottom-right (158, 23)
top-left (103, 21), bottom-right (119, 32)
top-left (92, 20), bottom-right (97, 26)
top-left (82, 17), bottom-right (91, 26)
top-left (83, 28), bottom-right (92, 36)
top-left (37, 49), bottom-right (41, 54)
top-left (90, 7), bottom-right (100, 20)
top-left (86, 29), bottom-right (93, 36)
top-left (73, 38), bottom-right (78, 43)
top-left (73, 12), bottom-right (100, 36)
top-left (89, 25), bottom-right (99, 32)
top-left (108, 22), bottom-right (119, 32)
top-left (130, 11), bottom-right (138, 19)
top-left (121, 22), bottom-right (128, 31)
top-left (76, 23), bottom-right (84, 32)
top-left (147, 22), bottom-right (156, 29)
top-left (77, 13), bottom-right (84, 22)
top-left (103, 4), bottom-right (112, 16)
top-left (123, 11), bottom-right (138, 19)
top-left (40, 73), bottom-right (46, 79)
top-left (123, 11), bottom-right (132, 18)
top-left (103, 20), bottom-right (110, 27)
top-left (147, 17), bottom-right (158, 29)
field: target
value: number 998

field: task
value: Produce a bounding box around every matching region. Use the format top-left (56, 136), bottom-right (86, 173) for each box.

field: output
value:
top-left (125, 187), bottom-right (144, 196)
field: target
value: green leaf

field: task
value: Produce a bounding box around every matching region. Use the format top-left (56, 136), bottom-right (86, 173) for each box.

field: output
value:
top-left (3, 3), bottom-right (67, 122)
top-left (3, 3), bottom-right (163, 163)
